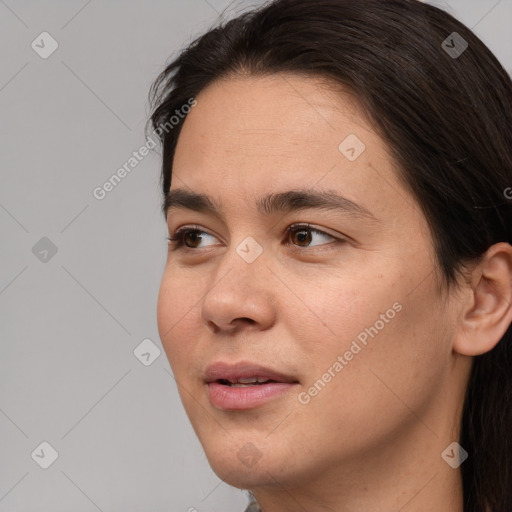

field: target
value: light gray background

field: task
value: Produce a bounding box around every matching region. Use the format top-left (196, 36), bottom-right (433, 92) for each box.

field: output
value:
top-left (1, 1), bottom-right (511, 511)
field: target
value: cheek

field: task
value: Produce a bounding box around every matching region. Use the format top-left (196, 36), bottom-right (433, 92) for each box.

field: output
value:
top-left (156, 268), bottom-right (199, 366)
top-left (296, 277), bottom-right (452, 442)
top-left (280, 268), bottom-right (401, 357)
top-left (289, 261), bottom-right (445, 372)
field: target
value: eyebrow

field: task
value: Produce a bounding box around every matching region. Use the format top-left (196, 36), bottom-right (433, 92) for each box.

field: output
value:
top-left (164, 188), bottom-right (378, 222)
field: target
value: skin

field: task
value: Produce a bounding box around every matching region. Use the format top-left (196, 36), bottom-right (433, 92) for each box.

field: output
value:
top-left (157, 73), bottom-right (512, 512)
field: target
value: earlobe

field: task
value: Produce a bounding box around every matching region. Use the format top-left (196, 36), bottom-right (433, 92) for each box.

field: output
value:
top-left (454, 242), bottom-right (512, 357)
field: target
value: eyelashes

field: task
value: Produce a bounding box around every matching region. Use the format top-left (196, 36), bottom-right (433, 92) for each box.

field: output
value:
top-left (167, 225), bottom-right (213, 250)
top-left (167, 223), bottom-right (344, 253)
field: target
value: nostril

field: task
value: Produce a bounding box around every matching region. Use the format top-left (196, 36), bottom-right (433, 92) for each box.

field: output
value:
top-left (233, 317), bottom-right (256, 326)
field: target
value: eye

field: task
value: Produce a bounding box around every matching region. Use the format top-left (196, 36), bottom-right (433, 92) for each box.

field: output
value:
top-left (285, 223), bottom-right (337, 248)
top-left (167, 226), bottom-right (218, 250)
top-left (167, 223), bottom-right (341, 252)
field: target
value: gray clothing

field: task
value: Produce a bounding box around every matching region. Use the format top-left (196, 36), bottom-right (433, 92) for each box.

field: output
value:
top-left (244, 492), bottom-right (262, 512)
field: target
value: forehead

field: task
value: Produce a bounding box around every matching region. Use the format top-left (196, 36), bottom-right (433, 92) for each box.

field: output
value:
top-left (174, 74), bottom-right (385, 175)
top-left (170, 73), bottom-right (418, 224)
top-left (178, 73), bottom-right (365, 146)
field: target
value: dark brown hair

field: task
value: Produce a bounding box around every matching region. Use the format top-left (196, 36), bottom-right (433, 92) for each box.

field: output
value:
top-left (148, 1), bottom-right (512, 509)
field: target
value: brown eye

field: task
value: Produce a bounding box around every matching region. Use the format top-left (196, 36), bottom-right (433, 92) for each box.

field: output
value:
top-left (289, 227), bottom-right (313, 247)
top-left (168, 227), bottom-right (218, 251)
top-left (287, 225), bottom-right (337, 248)
top-left (183, 230), bottom-right (203, 248)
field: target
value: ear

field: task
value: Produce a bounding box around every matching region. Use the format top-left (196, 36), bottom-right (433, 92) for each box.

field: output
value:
top-left (454, 242), bottom-right (512, 356)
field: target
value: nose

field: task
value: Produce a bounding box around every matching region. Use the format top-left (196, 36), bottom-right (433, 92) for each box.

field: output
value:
top-left (200, 246), bottom-right (277, 335)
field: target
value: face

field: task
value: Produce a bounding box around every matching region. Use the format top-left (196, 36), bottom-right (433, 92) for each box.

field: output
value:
top-left (157, 74), bottom-right (463, 491)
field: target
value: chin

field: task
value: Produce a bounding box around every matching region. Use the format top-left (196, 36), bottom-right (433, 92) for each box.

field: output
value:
top-left (198, 432), bottom-right (309, 491)
top-left (208, 454), bottom-right (286, 491)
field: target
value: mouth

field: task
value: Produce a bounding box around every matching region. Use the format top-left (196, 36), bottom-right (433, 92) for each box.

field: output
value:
top-left (216, 377), bottom-right (281, 387)
top-left (204, 361), bottom-right (300, 410)
top-left (204, 361), bottom-right (299, 385)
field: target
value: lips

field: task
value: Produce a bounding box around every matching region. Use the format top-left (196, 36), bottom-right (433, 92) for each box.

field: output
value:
top-left (204, 361), bottom-right (299, 385)
top-left (204, 361), bottom-right (300, 410)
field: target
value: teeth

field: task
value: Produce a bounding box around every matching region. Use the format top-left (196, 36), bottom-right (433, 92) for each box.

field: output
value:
top-left (239, 377), bottom-right (271, 384)
top-left (238, 377), bottom-right (259, 384)
top-left (227, 377), bottom-right (272, 386)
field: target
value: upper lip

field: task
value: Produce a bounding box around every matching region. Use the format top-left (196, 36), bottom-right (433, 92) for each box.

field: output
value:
top-left (204, 361), bottom-right (299, 384)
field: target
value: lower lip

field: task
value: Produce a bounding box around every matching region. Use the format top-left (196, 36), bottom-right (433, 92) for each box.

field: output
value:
top-left (207, 381), bottom-right (298, 410)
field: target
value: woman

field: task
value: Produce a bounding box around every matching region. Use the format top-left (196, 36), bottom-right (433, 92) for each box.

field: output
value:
top-left (149, 1), bottom-right (512, 510)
